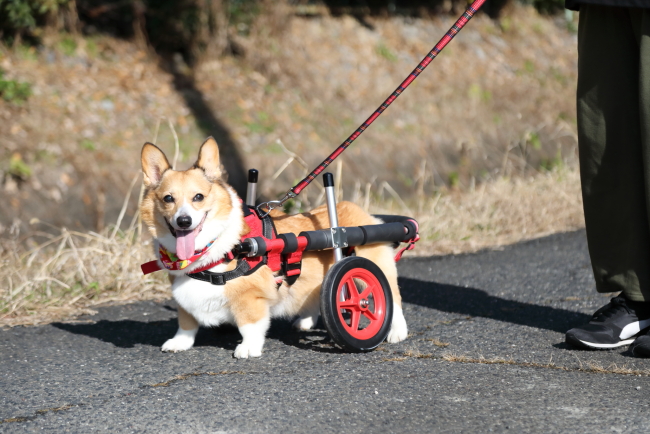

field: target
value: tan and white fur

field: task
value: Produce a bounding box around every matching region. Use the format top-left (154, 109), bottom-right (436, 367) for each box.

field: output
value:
top-left (140, 137), bottom-right (408, 358)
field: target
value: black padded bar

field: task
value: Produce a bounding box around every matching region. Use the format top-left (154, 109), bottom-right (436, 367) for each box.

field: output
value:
top-left (404, 221), bottom-right (417, 240)
top-left (298, 222), bottom-right (410, 252)
top-left (344, 227), bottom-right (367, 246)
top-left (298, 229), bottom-right (333, 251)
top-left (236, 217), bottom-right (417, 257)
top-left (360, 222), bottom-right (407, 244)
top-left (278, 233), bottom-right (298, 254)
top-left (374, 215), bottom-right (418, 239)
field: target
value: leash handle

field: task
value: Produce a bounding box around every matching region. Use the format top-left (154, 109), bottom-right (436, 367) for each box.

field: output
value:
top-left (262, 0), bottom-right (487, 209)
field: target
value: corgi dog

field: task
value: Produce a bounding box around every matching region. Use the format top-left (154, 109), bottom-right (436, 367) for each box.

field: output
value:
top-left (140, 137), bottom-right (408, 358)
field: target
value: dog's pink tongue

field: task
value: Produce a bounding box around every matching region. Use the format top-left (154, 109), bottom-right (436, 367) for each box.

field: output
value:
top-left (175, 230), bottom-right (197, 260)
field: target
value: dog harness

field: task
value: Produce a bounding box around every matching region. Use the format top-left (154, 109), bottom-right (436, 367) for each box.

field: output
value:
top-left (141, 203), bottom-right (302, 286)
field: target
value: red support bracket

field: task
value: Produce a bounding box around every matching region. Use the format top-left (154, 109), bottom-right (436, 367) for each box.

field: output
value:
top-left (282, 236), bottom-right (308, 283)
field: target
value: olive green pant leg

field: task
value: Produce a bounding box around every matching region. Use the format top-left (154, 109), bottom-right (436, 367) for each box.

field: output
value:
top-left (637, 9), bottom-right (650, 301)
top-left (577, 6), bottom-right (650, 302)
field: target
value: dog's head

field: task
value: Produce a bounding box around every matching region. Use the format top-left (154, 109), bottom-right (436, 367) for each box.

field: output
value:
top-left (140, 137), bottom-right (238, 260)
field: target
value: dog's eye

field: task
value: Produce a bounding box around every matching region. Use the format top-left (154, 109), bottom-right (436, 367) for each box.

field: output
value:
top-left (193, 193), bottom-right (204, 202)
top-left (163, 195), bottom-right (174, 203)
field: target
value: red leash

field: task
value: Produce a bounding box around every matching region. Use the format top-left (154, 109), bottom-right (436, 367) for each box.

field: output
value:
top-left (258, 0), bottom-right (487, 216)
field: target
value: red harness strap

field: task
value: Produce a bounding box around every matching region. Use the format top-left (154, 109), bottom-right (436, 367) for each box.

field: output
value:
top-left (394, 218), bottom-right (420, 262)
top-left (187, 251), bottom-right (235, 274)
top-left (241, 207), bottom-right (282, 272)
top-left (141, 203), bottom-right (300, 285)
top-left (280, 235), bottom-right (308, 284)
top-left (141, 260), bottom-right (162, 275)
top-left (141, 250), bottom-right (234, 276)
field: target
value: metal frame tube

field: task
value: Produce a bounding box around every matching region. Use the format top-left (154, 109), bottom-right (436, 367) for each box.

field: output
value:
top-left (323, 173), bottom-right (343, 263)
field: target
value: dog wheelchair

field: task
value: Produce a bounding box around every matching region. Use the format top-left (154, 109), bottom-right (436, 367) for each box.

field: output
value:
top-left (238, 170), bottom-right (419, 352)
top-left (232, 0), bottom-right (488, 350)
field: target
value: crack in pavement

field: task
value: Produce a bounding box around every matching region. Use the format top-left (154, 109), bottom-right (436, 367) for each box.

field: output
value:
top-left (0, 404), bottom-right (86, 425)
top-left (144, 369), bottom-right (247, 388)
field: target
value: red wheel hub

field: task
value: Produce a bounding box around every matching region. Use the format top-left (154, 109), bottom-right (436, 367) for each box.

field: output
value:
top-left (336, 267), bottom-right (387, 340)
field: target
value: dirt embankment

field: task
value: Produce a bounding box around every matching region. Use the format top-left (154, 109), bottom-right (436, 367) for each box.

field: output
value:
top-left (0, 5), bottom-right (586, 326)
top-left (0, 5), bottom-right (577, 235)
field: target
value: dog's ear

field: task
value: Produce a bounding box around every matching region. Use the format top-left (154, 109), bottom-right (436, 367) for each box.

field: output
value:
top-left (141, 143), bottom-right (171, 187)
top-left (195, 136), bottom-right (222, 180)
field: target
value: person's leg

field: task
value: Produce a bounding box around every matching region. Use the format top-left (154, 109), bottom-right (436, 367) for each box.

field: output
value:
top-left (624, 7), bottom-right (650, 356)
top-left (566, 5), bottom-right (650, 350)
top-left (577, 5), bottom-right (650, 302)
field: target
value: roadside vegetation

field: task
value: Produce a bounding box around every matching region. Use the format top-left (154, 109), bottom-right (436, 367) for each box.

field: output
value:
top-left (0, 164), bottom-right (583, 327)
top-left (0, 0), bottom-right (583, 326)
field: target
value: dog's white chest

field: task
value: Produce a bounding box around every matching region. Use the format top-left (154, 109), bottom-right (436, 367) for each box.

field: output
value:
top-left (172, 275), bottom-right (233, 327)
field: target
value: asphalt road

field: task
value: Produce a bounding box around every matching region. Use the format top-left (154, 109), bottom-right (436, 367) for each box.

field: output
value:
top-left (2, 230), bottom-right (650, 433)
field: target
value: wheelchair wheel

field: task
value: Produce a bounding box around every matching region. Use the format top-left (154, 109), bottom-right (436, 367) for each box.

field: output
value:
top-left (320, 256), bottom-right (393, 352)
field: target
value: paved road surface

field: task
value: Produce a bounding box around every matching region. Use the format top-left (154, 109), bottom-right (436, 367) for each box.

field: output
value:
top-left (2, 230), bottom-right (650, 433)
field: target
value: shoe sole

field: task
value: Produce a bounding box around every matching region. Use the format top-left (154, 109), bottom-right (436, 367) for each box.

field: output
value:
top-left (566, 335), bottom-right (635, 349)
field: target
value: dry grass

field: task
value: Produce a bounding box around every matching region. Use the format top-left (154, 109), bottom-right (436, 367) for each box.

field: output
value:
top-left (425, 338), bottom-right (451, 347)
top-left (0, 165), bottom-right (584, 328)
top-left (382, 357), bottom-right (409, 362)
top-left (382, 349), bottom-right (650, 377)
top-left (372, 166), bottom-right (584, 256)
top-left (0, 212), bottom-right (169, 328)
top-left (0, 403), bottom-right (84, 425)
top-left (441, 353), bottom-right (650, 376)
top-left (147, 370), bottom-right (246, 388)
top-left (403, 350), bottom-right (436, 359)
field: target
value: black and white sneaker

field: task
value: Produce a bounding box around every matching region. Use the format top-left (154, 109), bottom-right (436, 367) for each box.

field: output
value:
top-left (630, 333), bottom-right (650, 357)
top-left (565, 294), bottom-right (650, 350)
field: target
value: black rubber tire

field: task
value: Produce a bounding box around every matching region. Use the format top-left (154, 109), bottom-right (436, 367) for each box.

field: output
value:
top-left (320, 256), bottom-right (393, 352)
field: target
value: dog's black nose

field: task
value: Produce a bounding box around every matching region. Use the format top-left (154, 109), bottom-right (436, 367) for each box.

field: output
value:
top-left (177, 215), bottom-right (192, 229)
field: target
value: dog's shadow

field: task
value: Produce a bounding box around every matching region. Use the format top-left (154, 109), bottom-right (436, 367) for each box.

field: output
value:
top-left (267, 320), bottom-right (343, 354)
top-left (53, 278), bottom-right (591, 353)
top-left (52, 315), bottom-right (342, 354)
top-left (52, 317), bottom-right (229, 349)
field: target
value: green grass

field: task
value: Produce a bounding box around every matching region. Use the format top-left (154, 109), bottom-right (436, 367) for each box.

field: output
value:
top-left (527, 131), bottom-right (542, 150)
top-left (0, 70), bottom-right (31, 103)
top-left (468, 83), bottom-right (492, 102)
top-left (80, 139), bottom-right (96, 151)
top-left (376, 43), bottom-right (397, 62)
top-left (245, 112), bottom-right (276, 134)
top-left (15, 44), bottom-right (38, 61)
top-left (8, 154), bottom-right (32, 179)
top-left (58, 36), bottom-right (77, 56)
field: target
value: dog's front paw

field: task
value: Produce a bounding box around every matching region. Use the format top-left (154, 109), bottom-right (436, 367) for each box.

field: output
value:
top-left (386, 305), bottom-right (408, 343)
top-left (233, 342), bottom-right (263, 359)
top-left (162, 333), bottom-right (194, 353)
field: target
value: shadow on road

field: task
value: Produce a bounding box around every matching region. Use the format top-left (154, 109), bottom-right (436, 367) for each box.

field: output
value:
top-left (52, 317), bottom-right (342, 353)
top-left (52, 319), bottom-right (238, 350)
top-left (51, 277), bottom-right (591, 350)
top-left (164, 60), bottom-right (248, 198)
top-left (399, 277), bottom-right (591, 333)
